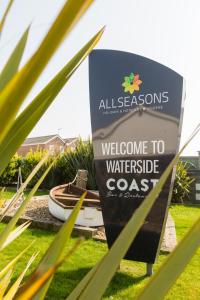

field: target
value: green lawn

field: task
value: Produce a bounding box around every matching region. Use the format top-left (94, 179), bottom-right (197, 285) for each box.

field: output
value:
top-left (0, 186), bottom-right (48, 200)
top-left (0, 205), bottom-right (200, 299)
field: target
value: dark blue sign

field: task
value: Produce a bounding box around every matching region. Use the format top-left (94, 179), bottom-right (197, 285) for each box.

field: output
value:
top-left (89, 50), bottom-right (184, 263)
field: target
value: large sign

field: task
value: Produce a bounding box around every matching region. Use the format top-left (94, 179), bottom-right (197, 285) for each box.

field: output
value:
top-left (89, 50), bottom-right (184, 263)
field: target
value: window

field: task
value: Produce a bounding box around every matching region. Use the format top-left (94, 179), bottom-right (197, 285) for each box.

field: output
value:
top-left (49, 145), bottom-right (55, 155)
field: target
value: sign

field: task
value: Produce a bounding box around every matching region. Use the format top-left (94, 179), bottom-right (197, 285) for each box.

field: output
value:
top-left (89, 50), bottom-right (184, 263)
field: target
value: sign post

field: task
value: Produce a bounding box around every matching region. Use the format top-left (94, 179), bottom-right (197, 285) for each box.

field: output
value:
top-left (89, 50), bottom-right (185, 264)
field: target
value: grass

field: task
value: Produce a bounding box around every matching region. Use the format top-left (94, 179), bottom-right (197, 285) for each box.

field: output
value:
top-left (0, 186), bottom-right (48, 200)
top-left (0, 205), bottom-right (199, 299)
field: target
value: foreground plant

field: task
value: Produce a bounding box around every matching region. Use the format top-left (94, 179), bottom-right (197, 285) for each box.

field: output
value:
top-left (0, 0), bottom-right (103, 298)
top-left (0, 0), bottom-right (104, 174)
top-left (0, 156), bottom-right (54, 298)
top-left (0, 1), bottom-right (200, 300)
top-left (66, 125), bottom-right (200, 300)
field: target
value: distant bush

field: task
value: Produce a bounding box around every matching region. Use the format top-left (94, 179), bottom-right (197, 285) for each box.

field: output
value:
top-left (21, 149), bottom-right (52, 188)
top-left (0, 139), bottom-right (97, 190)
top-left (172, 161), bottom-right (194, 203)
top-left (59, 139), bottom-right (97, 189)
top-left (0, 154), bottom-right (21, 186)
top-left (0, 143), bottom-right (195, 197)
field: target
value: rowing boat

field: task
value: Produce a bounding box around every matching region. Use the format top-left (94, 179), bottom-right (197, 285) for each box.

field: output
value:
top-left (48, 183), bottom-right (103, 227)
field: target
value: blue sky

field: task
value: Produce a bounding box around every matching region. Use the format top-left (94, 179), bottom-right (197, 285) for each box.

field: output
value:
top-left (0, 0), bottom-right (199, 155)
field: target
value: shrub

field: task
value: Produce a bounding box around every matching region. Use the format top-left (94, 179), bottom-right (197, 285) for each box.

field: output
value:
top-left (21, 149), bottom-right (46, 185)
top-left (0, 139), bottom-right (97, 190)
top-left (0, 146), bottom-right (196, 199)
top-left (172, 160), bottom-right (194, 203)
top-left (57, 138), bottom-right (97, 190)
top-left (0, 154), bottom-right (21, 186)
top-left (20, 149), bottom-right (57, 189)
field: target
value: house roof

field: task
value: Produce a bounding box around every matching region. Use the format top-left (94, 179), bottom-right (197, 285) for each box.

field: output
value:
top-left (22, 135), bottom-right (78, 146)
top-left (63, 137), bottom-right (77, 144)
top-left (23, 134), bottom-right (62, 146)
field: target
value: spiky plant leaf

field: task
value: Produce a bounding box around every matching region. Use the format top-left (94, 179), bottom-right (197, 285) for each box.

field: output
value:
top-left (0, 160), bottom-right (54, 250)
top-left (0, 0), bottom-right (14, 35)
top-left (0, 26), bottom-right (30, 91)
top-left (0, 153), bottom-right (49, 221)
top-left (15, 239), bottom-right (83, 300)
top-left (68, 125), bottom-right (200, 300)
top-left (0, 241), bottom-right (34, 279)
top-left (0, 26), bottom-right (104, 175)
top-left (19, 192), bottom-right (86, 300)
top-left (0, 269), bottom-right (13, 298)
top-left (136, 213), bottom-right (200, 299)
top-left (0, 0), bottom-right (93, 144)
top-left (0, 187), bottom-right (6, 208)
top-left (0, 221), bottom-right (31, 251)
top-left (66, 264), bottom-right (99, 300)
top-left (3, 253), bottom-right (38, 300)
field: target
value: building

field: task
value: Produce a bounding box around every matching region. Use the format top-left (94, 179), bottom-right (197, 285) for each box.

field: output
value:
top-left (180, 152), bottom-right (200, 169)
top-left (17, 134), bottom-right (78, 156)
top-left (63, 138), bottom-right (78, 152)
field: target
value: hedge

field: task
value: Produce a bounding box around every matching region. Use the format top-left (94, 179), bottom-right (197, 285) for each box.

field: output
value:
top-left (0, 139), bottom-right (194, 201)
top-left (0, 139), bottom-right (97, 190)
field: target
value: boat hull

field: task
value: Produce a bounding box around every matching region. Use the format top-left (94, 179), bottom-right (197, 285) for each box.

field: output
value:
top-left (48, 184), bottom-right (104, 227)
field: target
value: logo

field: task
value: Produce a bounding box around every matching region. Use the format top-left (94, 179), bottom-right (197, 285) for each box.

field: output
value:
top-left (122, 72), bottom-right (142, 94)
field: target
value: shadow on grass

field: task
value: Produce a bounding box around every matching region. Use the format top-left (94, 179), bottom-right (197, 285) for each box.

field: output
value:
top-left (45, 267), bottom-right (146, 299)
top-left (104, 271), bottom-right (146, 298)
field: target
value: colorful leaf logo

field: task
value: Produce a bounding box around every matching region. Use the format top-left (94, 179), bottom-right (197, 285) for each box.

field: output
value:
top-left (122, 72), bottom-right (142, 94)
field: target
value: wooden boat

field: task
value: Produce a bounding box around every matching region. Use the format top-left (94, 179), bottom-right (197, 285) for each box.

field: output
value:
top-left (48, 183), bottom-right (104, 227)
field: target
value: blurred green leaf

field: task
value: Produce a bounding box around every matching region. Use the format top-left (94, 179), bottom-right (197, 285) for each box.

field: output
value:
top-left (0, 268), bottom-right (13, 298)
top-left (0, 26), bottom-right (104, 175)
top-left (0, 241), bottom-right (34, 279)
top-left (0, 187), bottom-right (6, 208)
top-left (0, 153), bottom-right (49, 220)
top-left (0, 26), bottom-right (30, 91)
top-left (68, 124), bottom-right (200, 300)
top-left (0, 221), bottom-right (31, 251)
top-left (15, 238), bottom-right (83, 300)
top-left (19, 192), bottom-right (86, 300)
top-left (0, 0), bottom-right (14, 35)
top-left (0, 160), bottom-right (54, 250)
top-left (3, 252), bottom-right (38, 300)
top-left (0, 0), bottom-right (93, 144)
top-left (137, 214), bottom-right (200, 300)
top-left (67, 263), bottom-right (99, 300)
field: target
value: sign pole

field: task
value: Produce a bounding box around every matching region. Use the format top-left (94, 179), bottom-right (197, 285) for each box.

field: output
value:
top-left (146, 263), bottom-right (153, 276)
